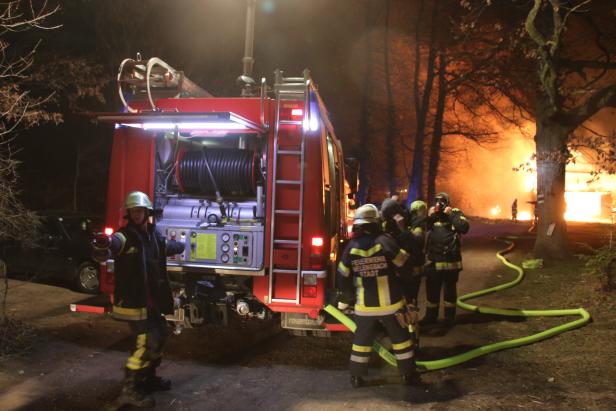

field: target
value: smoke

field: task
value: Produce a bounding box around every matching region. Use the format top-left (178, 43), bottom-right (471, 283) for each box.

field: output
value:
top-left (436, 123), bottom-right (536, 219)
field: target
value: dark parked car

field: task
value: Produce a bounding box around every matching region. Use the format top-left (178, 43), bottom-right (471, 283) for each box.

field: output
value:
top-left (0, 212), bottom-right (101, 294)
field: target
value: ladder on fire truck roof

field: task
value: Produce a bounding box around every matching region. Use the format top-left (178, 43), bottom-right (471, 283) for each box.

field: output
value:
top-left (117, 55), bottom-right (213, 113)
top-left (268, 69), bottom-right (313, 305)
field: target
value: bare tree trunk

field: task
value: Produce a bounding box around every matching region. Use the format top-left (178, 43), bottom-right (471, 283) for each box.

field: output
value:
top-left (357, 1), bottom-right (375, 205)
top-left (407, 0), bottom-right (437, 202)
top-left (427, 51), bottom-right (447, 202)
top-left (533, 105), bottom-right (570, 259)
top-left (73, 138), bottom-right (80, 212)
top-left (1, 257), bottom-right (7, 323)
top-left (384, 0), bottom-right (397, 196)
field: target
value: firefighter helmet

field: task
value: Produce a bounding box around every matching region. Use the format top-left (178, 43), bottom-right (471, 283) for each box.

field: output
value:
top-left (410, 200), bottom-right (427, 217)
top-left (125, 191), bottom-right (153, 210)
top-left (435, 192), bottom-right (450, 206)
top-left (353, 204), bottom-right (380, 225)
top-left (380, 198), bottom-right (404, 221)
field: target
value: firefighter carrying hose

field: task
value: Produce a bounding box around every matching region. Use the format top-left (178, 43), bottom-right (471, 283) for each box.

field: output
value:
top-left (421, 192), bottom-right (469, 326)
top-left (337, 204), bottom-right (421, 388)
top-left (93, 191), bottom-right (184, 408)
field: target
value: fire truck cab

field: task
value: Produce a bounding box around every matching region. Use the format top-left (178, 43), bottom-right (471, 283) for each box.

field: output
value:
top-left (93, 57), bottom-right (355, 333)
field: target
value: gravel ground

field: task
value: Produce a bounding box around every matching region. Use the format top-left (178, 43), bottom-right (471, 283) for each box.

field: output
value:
top-left (0, 219), bottom-right (614, 410)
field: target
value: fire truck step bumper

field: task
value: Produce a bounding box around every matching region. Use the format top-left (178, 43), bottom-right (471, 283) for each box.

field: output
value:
top-left (69, 295), bottom-right (112, 314)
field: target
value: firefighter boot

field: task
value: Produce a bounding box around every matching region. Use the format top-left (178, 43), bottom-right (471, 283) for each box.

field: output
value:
top-left (419, 306), bottom-right (438, 326)
top-left (444, 306), bottom-right (456, 326)
top-left (117, 369), bottom-right (155, 408)
top-left (350, 375), bottom-right (364, 388)
top-left (401, 368), bottom-right (422, 386)
top-left (143, 366), bottom-right (171, 393)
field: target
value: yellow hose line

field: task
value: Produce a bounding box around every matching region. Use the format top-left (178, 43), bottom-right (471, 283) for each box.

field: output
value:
top-left (325, 237), bottom-right (591, 371)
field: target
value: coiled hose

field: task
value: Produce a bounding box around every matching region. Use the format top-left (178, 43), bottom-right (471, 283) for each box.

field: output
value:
top-left (324, 236), bottom-right (591, 371)
top-left (176, 148), bottom-right (256, 196)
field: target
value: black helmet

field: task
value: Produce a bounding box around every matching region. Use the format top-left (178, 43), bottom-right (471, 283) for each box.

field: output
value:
top-left (380, 198), bottom-right (404, 221)
top-left (435, 192), bottom-right (450, 206)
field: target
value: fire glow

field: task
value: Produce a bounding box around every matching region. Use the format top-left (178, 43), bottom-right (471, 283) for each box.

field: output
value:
top-left (564, 191), bottom-right (605, 222)
top-left (517, 211), bottom-right (532, 221)
top-left (520, 152), bottom-right (614, 222)
top-left (437, 124), bottom-right (615, 223)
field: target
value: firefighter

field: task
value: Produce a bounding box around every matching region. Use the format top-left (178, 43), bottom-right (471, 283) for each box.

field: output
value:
top-left (511, 198), bottom-right (518, 222)
top-left (380, 198), bottom-right (427, 306)
top-left (406, 200), bottom-right (428, 304)
top-left (337, 204), bottom-right (420, 388)
top-left (93, 191), bottom-right (184, 408)
top-left (421, 192), bottom-right (469, 326)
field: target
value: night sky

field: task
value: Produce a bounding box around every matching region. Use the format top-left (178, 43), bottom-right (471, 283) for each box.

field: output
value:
top-left (13, 0), bottom-right (616, 220)
top-left (16, 0), bottom-right (369, 215)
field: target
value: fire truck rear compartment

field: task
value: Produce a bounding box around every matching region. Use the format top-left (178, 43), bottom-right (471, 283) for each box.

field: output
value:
top-left (154, 133), bottom-right (265, 274)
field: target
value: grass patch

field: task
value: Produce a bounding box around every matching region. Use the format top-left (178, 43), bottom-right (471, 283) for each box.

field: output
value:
top-left (0, 318), bottom-right (38, 357)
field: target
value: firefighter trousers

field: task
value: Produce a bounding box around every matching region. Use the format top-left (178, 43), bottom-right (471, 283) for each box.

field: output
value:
top-left (400, 271), bottom-right (422, 306)
top-left (425, 268), bottom-right (460, 316)
top-left (350, 314), bottom-right (415, 377)
top-left (126, 311), bottom-right (168, 372)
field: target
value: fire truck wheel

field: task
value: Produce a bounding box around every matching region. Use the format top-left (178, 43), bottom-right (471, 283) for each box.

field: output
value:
top-left (74, 261), bottom-right (100, 294)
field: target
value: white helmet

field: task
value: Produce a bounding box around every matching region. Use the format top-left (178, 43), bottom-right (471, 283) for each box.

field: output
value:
top-left (353, 204), bottom-right (380, 225)
top-left (125, 191), bottom-right (153, 210)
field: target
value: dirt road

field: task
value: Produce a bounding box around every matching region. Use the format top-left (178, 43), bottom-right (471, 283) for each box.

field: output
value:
top-left (0, 220), bottom-right (614, 410)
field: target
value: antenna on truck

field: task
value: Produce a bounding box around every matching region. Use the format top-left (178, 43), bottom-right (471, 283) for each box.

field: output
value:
top-left (237, 0), bottom-right (257, 97)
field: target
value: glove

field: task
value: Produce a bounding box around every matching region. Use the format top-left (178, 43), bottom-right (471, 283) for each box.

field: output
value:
top-left (333, 288), bottom-right (353, 311)
top-left (92, 234), bottom-right (111, 263)
top-left (93, 234), bottom-right (111, 249)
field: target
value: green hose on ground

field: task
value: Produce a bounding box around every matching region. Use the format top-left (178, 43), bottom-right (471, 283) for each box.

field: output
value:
top-left (324, 236), bottom-right (591, 371)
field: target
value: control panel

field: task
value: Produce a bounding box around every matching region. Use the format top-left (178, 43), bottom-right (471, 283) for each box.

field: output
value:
top-left (162, 225), bottom-right (263, 270)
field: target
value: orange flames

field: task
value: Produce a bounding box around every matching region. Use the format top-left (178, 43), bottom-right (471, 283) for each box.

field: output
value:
top-left (495, 150), bottom-right (614, 223)
top-left (437, 123), bottom-right (615, 223)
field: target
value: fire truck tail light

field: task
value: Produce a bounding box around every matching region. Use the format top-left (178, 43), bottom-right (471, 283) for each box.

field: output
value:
top-left (303, 285), bottom-right (317, 298)
top-left (311, 237), bottom-right (324, 247)
top-left (302, 275), bottom-right (317, 298)
top-left (303, 274), bottom-right (317, 286)
top-left (104, 227), bottom-right (114, 236)
top-left (291, 108), bottom-right (303, 117)
top-left (310, 237), bottom-right (325, 268)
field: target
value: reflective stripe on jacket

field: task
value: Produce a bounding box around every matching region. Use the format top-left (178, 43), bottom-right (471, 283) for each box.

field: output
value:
top-left (110, 223), bottom-right (184, 320)
top-left (338, 233), bottom-right (408, 316)
top-left (426, 209), bottom-right (469, 266)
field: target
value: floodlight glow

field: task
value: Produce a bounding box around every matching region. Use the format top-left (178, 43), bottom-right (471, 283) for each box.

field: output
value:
top-left (121, 122), bottom-right (248, 131)
top-left (99, 111), bottom-right (264, 133)
top-left (303, 115), bottom-right (319, 132)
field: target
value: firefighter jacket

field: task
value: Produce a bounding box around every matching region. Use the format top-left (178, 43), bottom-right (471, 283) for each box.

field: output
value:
top-left (109, 223), bottom-right (184, 321)
top-left (426, 208), bottom-right (469, 270)
top-left (337, 232), bottom-right (410, 316)
top-left (382, 215), bottom-right (425, 272)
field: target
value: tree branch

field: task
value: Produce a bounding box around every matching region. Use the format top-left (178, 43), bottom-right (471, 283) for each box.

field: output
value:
top-left (569, 84), bottom-right (616, 126)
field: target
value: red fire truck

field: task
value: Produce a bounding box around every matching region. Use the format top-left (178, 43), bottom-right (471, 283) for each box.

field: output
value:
top-left (80, 56), bottom-right (356, 334)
